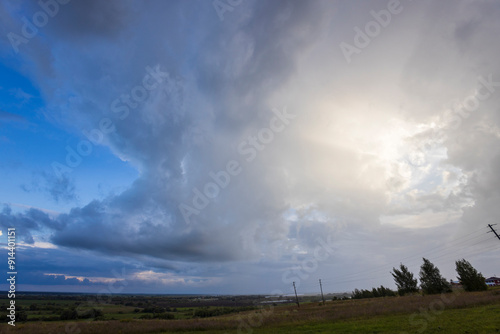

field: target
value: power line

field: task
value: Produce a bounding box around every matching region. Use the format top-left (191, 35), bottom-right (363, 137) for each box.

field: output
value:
top-left (320, 228), bottom-right (492, 285)
top-left (314, 227), bottom-right (499, 291)
top-left (320, 227), bottom-right (484, 278)
top-left (488, 224), bottom-right (500, 241)
top-left (320, 242), bottom-right (500, 289)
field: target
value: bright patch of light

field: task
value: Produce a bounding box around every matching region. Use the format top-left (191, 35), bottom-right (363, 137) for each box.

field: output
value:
top-left (34, 241), bottom-right (58, 249)
top-left (380, 210), bottom-right (462, 228)
top-left (131, 270), bottom-right (221, 286)
top-left (43, 273), bottom-right (124, 284)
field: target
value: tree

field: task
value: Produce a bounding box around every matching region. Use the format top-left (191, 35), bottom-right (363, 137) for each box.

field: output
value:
top-left (352, 288), bottom-right (373, 299)
top-left (419, 258), bottom-right (452, 294)
top-left (60, 308), bottom-right (78, 320)
top-left (17, 311), bottom-right (27, 322)
top-left (352, 286), bottom-right (396, 299)
top-left (391, 263), bottom-right (418, 295)
top-left (455, 258), bottom-right (487, 292)
top-left (377, 285), bottom-right (396, 297)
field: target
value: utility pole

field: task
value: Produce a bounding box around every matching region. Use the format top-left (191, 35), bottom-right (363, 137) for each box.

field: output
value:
top-left (488, 224), bottom-right (500, 241)
top-left (319, 279), bottom-right (325, 304)
top-left (293, 282), bottom-right (300, 308)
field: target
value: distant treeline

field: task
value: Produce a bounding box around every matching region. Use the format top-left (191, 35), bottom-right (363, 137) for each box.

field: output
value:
top-left (351, 258), bottom-right (488, 300)
top-left (192, 306), bottom-right (256, 318)
top-left (351, 286), bottom-right (396, 299)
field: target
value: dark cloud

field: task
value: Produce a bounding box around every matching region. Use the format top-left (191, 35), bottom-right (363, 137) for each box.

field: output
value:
top-left (1, 0), bottom-right (333, 265)
top-left (0, 245), bottom-right (219, 293)
top-left (0, 205), bottom-right (65, 243)
top-left (21, 171), bottom-right (77, 203)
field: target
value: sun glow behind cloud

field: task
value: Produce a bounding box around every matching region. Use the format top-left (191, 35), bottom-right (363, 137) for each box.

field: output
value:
top-left (302, 95), bottom-right (473, 230)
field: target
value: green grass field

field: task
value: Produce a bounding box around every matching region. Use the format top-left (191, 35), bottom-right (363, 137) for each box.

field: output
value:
top-left (220, 304), bottom-right (500, 334)
top-left (1, 288), bottom-right (500, 333)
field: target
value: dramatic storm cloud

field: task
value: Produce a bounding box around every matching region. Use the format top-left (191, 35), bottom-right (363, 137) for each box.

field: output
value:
top-left (0, 0), bottom-right (499, 294)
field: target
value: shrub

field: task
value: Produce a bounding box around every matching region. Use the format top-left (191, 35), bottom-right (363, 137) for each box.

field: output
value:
top-left (78, 308), bottom-right (103, 319)
top-left (60, 309), bottom-right (78, 320)
top-left (17, 311), bottom-right (28, 322)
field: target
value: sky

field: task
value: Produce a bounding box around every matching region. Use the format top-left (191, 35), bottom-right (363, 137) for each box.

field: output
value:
top-left (0, 0), bottom-right (499, 295)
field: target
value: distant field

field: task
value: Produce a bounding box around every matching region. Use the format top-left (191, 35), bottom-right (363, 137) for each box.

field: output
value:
top-left (1, 288), bottom-right (500, 333)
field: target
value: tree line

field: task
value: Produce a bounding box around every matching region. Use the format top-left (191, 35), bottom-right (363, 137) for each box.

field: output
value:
top-left (352, 258), bottom-right (487, 299)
